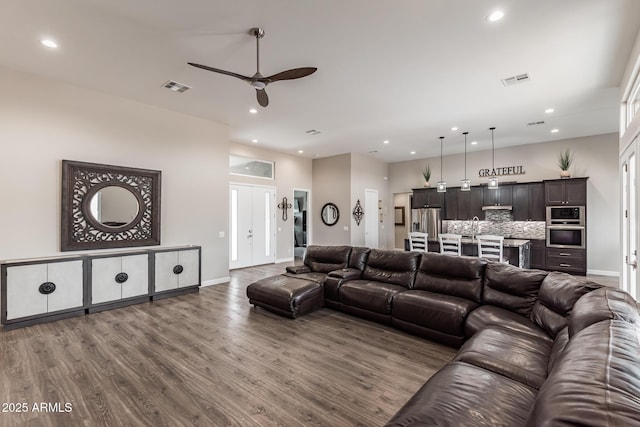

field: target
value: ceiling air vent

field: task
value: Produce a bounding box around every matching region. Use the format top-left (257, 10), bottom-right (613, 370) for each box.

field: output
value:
top-left (306, 129), bottom-right (322, 135)
top-left (501, 73), bottom-right (530, 87)
top-left (162, 80), bottom-right (191, 93)
top-left (527, 121), bottom-right (545, 126)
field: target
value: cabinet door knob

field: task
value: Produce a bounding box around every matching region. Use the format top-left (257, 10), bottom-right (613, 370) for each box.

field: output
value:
top-left (173, 265), bottom-right (184, 275)
top-left (39, 282), bottom-right (56, 295)
top-left (115, 272), bottom-right (129, 284)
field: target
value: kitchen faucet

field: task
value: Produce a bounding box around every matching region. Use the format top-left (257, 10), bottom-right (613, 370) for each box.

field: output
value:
top-left (471, 216), bottom-right (480, 240)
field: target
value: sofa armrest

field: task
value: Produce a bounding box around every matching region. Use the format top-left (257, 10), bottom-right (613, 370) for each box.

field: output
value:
top-left (328, 268), bottom-right (362, 280)
top-left (286, 265), bottom-right (311, 274)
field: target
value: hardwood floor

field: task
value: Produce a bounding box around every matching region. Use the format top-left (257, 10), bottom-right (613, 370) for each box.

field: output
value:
top-left (0, 263), bottom-right (455, 427)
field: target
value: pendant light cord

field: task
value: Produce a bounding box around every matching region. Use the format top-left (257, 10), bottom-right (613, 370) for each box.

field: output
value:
top-left (490, 127), bottom-right (496, 173)
top-left (439, 136), bottom-right (444, 181)
top-left (463, 132), bottom-right (468, 180)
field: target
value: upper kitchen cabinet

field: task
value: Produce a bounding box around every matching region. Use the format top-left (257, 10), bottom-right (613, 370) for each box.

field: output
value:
top-left (483, 184), bottom-right (513, 207)
top-left (544, 178), bottom-right (587, 206)
top-left (444, 189), bottom-right (458, 220)
top-left (411, 188), bottom-right (444, 209)
top-left (457, 186), bottom-right (484, 220)
top-left (512, 183), bottom-right (545, 221)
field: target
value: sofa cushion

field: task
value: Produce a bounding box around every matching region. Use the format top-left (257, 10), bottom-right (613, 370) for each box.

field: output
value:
top-left (348, 246), bottom-right (370, 270)
top-left (283, 271), bottom-right (327, 284)
top-left (568, 286), bottom-right (639, 338)
top-left (324, 268), bottom-right (362, 301)
top-left (339, 280), bottom-right (407, 314)
top-left (362, 250), bottom-right (420, 288)
top-left (482, 262), bottom-right (547, 316)
top-left (529, 271), bottom-right (602, 337)
top-left (547, 326), bottom-right (569, 375)
top-left (303, 245), bottom-right (352, 273)
top-left (526, 320), bottom-right (640, 427)
top-left (454, 325), bottom-right (552, 389)
top-left (385, 361), bottom-right (537, 427)
top-left (414, 253), bottom-right (486, 303)
top-left (392, 290), bottom-right (479, 337)
top-left (465, 305), bottom-right (551, 343)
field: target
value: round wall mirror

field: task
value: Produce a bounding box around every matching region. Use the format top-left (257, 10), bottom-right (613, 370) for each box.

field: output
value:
top-left (321, 203), bottom-right (340, 226)
top-left (89, 185), bottom-right (140, 228)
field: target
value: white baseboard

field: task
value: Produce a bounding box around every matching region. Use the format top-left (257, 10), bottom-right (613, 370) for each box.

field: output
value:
top-left (276, 257), bottom-right (294, 263)
top-left (201, 277), bottom-right (230, 287)
top-left (586, 269), bottom-right (620, 277)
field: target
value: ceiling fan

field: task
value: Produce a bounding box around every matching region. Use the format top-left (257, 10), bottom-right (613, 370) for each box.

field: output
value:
top-left (188, 28), bottom-right (317, 107)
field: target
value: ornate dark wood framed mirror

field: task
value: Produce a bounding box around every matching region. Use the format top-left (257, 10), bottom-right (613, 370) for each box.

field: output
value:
top-left (61, 160), bottom-right (161, 251)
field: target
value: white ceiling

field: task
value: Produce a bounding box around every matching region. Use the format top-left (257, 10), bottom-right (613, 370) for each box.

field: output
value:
top-left (1, 0), bottom-right (639, 162)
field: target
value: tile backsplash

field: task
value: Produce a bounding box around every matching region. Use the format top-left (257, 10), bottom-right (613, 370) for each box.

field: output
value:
top-left (444, 211), bottom-right (545, 240)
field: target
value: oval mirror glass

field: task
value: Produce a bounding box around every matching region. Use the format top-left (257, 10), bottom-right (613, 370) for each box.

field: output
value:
top-left (89, 186), bottom-right (140, 227)
top-left (321, 203), bottom-right (340, 226)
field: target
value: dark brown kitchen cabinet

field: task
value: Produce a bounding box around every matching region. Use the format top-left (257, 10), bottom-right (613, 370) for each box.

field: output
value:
top-left (544, 178), bottom-right (587, 206)
top-left (529, 239), bottom-right (546, 270)
top-left (457, 186), bottom-right (484, 220)
top-left (411, 188), bottom-right (444, 209)
top-left (512, 183), bottom-right (545, 221)
top-left (444, 189), bottom-right (459, 220)
top-left (483, 184), bottom-right (513, 207)
top-left (545, 247), bottom-right (586, 275)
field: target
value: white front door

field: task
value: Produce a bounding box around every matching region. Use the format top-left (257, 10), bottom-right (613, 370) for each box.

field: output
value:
top-left (621, 138), bottom-right (638, 300)
top-left (230, 184), bottom-right (276, 269)
top-left (364, 189), bottom-right (379, 248)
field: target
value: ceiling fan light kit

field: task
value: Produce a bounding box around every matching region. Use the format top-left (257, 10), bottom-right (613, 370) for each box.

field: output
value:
top-left (188, 27), bottom-right (317, 107)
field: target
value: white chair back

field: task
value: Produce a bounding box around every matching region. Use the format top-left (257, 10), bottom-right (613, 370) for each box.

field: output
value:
top-left (408, 232), bottom-right (428, 252)
top-left (477, 235), bottom-right (505, 262)
top-left (439, 233), bottom-right (462, 256)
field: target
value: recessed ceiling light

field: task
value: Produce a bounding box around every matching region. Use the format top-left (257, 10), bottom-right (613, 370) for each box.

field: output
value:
top-left (314, 154), bottom-right (320, 157)
top-left (298, 150), bottom-right (304, 154)
top-left (487, 10), bottom-right (504, 22)
top-left (451, 127), bottom-right (458, 131)
top-left (551, 129), bottom-right (559, 133)
top-left (41, 39), bottom-right (58, 48)
top-left (251, 139), bottom-right (258, 143)
top-left (545, 108), bottom-right (555, 114)
top-left (410, 151), bottom-right (416, 155)
top-left (383, 140), bottom-right (390, 144)
top-left (471, 141), bottom-right (478, 145)
top-left (249, 108), bottom-right (258, 114)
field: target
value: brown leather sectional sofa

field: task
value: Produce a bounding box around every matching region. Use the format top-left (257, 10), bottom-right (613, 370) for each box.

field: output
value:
top-left (246, 245), bottom-right (640, 426)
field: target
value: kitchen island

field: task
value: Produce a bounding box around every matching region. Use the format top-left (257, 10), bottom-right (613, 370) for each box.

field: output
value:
top-left (417, 237), bottom-right (531, 268)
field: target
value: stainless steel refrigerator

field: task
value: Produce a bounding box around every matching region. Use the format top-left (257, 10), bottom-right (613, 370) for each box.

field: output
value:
top-left (411, 208), bottom-right (442, 240)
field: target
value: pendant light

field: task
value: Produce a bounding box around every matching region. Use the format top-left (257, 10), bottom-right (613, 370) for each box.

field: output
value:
top-left (488, 127), bottom-right (499, 190)
top-left (437, 136), bottom-right (446, 193)
top-left (460, 131), bottom-right (471, 191)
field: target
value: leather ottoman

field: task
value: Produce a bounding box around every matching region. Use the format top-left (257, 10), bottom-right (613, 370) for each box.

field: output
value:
top-left (247, 274), bottom-right (324, 318)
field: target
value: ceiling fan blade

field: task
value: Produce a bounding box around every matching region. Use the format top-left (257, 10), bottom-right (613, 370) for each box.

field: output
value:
top-left (256, 89), bottom-right (269, 107)
top-left (187, 62), bottom-right (251, 81)
top-left (265, 67), bottom-right (317, 82)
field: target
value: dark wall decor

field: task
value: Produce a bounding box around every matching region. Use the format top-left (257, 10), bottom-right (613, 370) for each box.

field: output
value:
top-left (321, 203), bottom-right (340, 226)
top-left (353, 199), bottom-right (364, 226)
top-left (61, 160), bottom-right (161, 251)
top-left (277, 196), bottom-right (293, 221)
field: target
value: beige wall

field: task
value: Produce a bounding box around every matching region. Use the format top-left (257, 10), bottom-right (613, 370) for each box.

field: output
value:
top-left (0, 67), bottom-right (230, 284)
top-left (229, 142), bottom-right (312, 261)
top-left (350, 153), bottom-right (390, 249)
top-left (312, 154), bottom-right (351, 245)
top-left (389, 134), bottom-right (620, 275)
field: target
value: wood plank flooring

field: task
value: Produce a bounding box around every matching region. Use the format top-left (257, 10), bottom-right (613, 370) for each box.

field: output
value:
top-left (0, 262), bottom-right (455, 427)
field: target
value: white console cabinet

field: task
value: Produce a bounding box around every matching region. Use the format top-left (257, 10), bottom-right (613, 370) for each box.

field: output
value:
top-left (1, 257), bottom-right (84, 327)
top-left (1, 246), bottom-right (201, 329)
top-left (154, 247), bottom-right (200, 294)
top-left (89, 252), bottom-right (149, 307)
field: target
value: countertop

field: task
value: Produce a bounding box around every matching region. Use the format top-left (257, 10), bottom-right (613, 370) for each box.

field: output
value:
top-left (428, 237), bottom-right (531, 247)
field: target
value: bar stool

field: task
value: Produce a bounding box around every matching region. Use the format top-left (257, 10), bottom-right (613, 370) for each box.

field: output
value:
top-left (408, 232), bottom-right (428, 252)
top-left (439, 233), bottom-right (462, 256)
top-left (476, 235), bottom-right (507, 263)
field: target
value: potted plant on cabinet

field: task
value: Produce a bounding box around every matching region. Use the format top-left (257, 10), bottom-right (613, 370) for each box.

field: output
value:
top-left (422, 165), bottom-right (431, 187)
top-left (557, 149), bottom-right (573, 178)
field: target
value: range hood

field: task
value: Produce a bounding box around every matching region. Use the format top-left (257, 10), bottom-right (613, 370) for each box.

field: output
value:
top-left (481, 205), bottom-right (513, 211)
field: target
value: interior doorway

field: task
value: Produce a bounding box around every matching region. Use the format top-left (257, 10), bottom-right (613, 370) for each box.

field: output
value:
top-left (364, 189), bottom-right (379, 248)
top-left (229, 184), bottom-right (276, 269)
top-left (293, 189), bottom-right (310, 260)
top-left (621, 138), bottom-right (638, 300)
